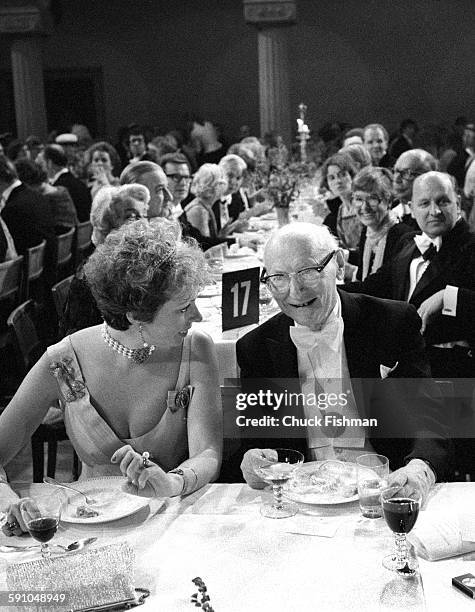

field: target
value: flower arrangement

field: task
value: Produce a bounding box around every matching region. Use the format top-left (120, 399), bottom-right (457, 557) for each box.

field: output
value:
top-left (191, 577), bottom-right (215, 611)
top-left (267, 160), bottom-right (318, 209)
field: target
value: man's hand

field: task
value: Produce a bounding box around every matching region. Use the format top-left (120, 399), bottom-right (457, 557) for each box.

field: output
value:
top-left (417, 290), bottom-right (444, 334)
top-left (240, 448), bottom-right (278, 489)
top-left (386, 459), bottom-right (436, 506)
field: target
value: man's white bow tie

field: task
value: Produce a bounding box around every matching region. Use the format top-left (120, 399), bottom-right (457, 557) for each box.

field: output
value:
top-left (289, 318), bottom-right (343, 352)
top-left (413, 234), bottom-right (441, 254)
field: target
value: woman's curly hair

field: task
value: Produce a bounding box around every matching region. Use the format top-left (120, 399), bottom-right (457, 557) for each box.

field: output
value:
top-left (352, 166), bottom-right (393, 203)
top-left (84, 219), bottom-right (208, 330)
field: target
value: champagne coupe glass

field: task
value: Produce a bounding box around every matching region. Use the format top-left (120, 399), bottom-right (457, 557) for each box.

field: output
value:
top-left (381, 487), bottom-right (421, 575)
top-left (256, 448), bottom-right (304, 518)
top-left (20, 492), bottom-right (62, 558)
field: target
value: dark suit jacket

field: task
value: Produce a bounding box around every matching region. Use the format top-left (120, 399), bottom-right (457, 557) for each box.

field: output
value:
top-left (447, 149), bottom-right (470, 189)
top-left (212, 192), bottom-right (247, 233)
top-left (389, 135), bottom-right (412, 160)
top-left (2, 183), bottom-right (55, 255)
top-left (356, 222), bottom-right (413, 280)
top-left (343, 219), bottom-right (475, 348)
top-left (53, 171), bottom-right (92, 222)
top-left (234, 291), bottom-right (450, 480)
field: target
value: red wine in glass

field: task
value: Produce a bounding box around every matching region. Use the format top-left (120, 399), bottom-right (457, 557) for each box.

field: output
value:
top-left (381, 489), bottom-right (421, 575)
top-left (20, 492), bottom-right (62, 558)
top-left (27, 517), bottom-right (59, 543)
top-left (382, 498), bottom-right (420, 534)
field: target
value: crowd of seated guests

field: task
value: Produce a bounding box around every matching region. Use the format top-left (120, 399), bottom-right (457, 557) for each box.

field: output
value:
top-left (0, 111), bottom-right (474, 491)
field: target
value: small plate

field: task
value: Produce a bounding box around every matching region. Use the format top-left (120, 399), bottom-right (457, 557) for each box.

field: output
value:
top-left (60, 477), bottom-right (156, 524)
top-left (284, 461), bottom-right (358, 505)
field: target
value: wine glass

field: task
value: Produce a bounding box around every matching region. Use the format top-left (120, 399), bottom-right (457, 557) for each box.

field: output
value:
top-left (256, 448), bottom-right (304, 519)
top-left (259, 284), bottom-right (274, 319)
top-left (20, 492), bottom-right (62, 558)
top-left (381, 487), bottom-right (421, 576)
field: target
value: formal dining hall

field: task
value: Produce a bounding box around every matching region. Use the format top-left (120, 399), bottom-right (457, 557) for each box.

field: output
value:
top-left (0, 0), bottom-right (475, 610)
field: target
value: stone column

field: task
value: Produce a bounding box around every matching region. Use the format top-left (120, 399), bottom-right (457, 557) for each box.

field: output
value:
top-left (10, 36), bottom-right (47, 139)
top-left (0, 2), bottom-right (53, 140)
top-left (243, 0), bottom-right (296, 144)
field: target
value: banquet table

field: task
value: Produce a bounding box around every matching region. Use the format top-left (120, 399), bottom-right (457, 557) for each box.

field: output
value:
top-left (1, 482), bottom-right (475, 611)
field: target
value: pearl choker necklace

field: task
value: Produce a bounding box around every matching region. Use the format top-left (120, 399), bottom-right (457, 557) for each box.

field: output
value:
top-left (102, 323), bottom-right (156, 364)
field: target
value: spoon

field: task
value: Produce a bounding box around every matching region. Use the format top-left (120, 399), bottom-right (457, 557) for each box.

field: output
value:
top-left (43, 477), bottom-right (97, 505)
top-left (55, 537), bottom-right (97, 552)
top-left (0, 538), bottom-right (97, 553)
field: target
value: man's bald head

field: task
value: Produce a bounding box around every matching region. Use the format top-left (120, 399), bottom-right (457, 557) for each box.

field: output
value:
top-left (264, 223), bottom-right (338, 268)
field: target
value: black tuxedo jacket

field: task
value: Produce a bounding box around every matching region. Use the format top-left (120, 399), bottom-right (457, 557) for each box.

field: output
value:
top-left (235, 291), bottom-right (450, 479)
top-left (356, 222), bottom-right (413, 280)
top-left (2, 183), bottom-right (55, 255)
top-left (53, 172), bottom-right (92, 222)
top-left (344, 219), bottom-right (475, 348)
top-left (212, 192), bottom-right (246, 233)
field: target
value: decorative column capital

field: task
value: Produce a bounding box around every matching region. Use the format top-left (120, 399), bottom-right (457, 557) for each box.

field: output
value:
top-left (243, 0), bottom-right (296, 27)
top-left (0, 1), bottom-right (53, 36)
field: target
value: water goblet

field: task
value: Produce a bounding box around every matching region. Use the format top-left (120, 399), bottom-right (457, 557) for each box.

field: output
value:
top-left (381, 487), bottom-right (421, 576)
top-left (20, 492), bottom-right (62, 558)
top-left (256, 448), bottom-right (304, 518)
top-left (356, 454), bottom-right (389, 519)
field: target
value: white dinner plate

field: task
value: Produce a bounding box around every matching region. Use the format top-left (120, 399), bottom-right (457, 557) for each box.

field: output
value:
top-left (60, 477), bottom-right (155, 524)
top-left (284, 461), bottom-right (358, 505)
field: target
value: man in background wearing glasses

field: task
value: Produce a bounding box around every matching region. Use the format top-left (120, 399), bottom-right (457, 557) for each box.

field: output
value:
top-left (160, 152), bottom-right (193, 220)
top-left (237, 222), bottom-right (449, 502)
top-left (391, 149), bottom-right (438, 229)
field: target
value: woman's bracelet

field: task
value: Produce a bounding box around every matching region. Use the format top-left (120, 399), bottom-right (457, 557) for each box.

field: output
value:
top-left (168, 467), bottom-right (199, 496)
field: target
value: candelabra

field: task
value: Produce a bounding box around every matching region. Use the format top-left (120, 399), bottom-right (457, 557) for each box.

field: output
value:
top-left (296, 102), bottom-right (310, 162)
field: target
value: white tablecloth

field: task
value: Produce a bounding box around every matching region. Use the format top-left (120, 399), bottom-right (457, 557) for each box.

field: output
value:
top-left (2, 482), bottom-right (475, 611)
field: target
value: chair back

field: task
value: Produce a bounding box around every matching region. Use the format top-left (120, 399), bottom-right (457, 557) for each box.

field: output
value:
top-left (74, 220), bottom-right (92, 267)
top-left (0, 256), bottom-right (23, 304)
top-left (56, 227), bottom-right (75, 268)
top-left (22, 240), bottom-right (46, 300)
top-left (7, 300), bottom-right (45, 374)
top-left (51, 275), bottom-right (74, 321)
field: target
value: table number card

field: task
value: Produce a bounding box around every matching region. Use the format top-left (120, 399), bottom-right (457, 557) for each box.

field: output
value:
top-left (222, 267), bottom-right (260, 331)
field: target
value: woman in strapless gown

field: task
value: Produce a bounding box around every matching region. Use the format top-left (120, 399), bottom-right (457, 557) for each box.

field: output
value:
top-left (0, 220), bottom-right (222, 535)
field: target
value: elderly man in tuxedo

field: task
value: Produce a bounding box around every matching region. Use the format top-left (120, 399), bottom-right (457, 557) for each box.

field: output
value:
top-left (237, 223), bottom-right (449, 501)
top-left (391, 149), bottom-right (438, 229)
top-left (344, 171), bottom-right (475, 379)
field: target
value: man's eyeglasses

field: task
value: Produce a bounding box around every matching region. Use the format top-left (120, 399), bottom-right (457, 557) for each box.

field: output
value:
top-left (166, 174), bottom-right (192, 184)
top-left (260, 251), bottom-right (337, 293)
top-left (393, 169), bottom-right (421, 181)
top-left (351, 194), bottom-right (382, 209)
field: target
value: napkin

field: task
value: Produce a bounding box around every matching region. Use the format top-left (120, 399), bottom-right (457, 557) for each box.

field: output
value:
top-left (281, 515), bottom-right (344, 538)
top-left (408, 510), bottom-right (475, 561)
top-left (7, 541), bottom-right (136, 611)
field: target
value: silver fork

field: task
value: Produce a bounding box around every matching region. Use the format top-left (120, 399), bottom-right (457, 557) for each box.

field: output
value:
top-left (43, 477), bottom-right (97, 505)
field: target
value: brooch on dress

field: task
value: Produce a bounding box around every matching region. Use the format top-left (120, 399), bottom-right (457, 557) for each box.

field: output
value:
top-left (49, 358), bottom-right (86, 402)
top-left (167, 385), bottom-right (194, 414)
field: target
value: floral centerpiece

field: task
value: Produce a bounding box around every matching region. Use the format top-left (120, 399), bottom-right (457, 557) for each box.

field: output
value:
top-left (266, 158), bottom-right (318, 225)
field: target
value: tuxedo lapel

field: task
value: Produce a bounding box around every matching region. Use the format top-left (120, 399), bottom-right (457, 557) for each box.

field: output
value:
top-left (409, 255), bottom-right (443, 304)
top-left (393, 240), bottom-right (418, 301)
top-left (264, 315), bottom-right (298, 378)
